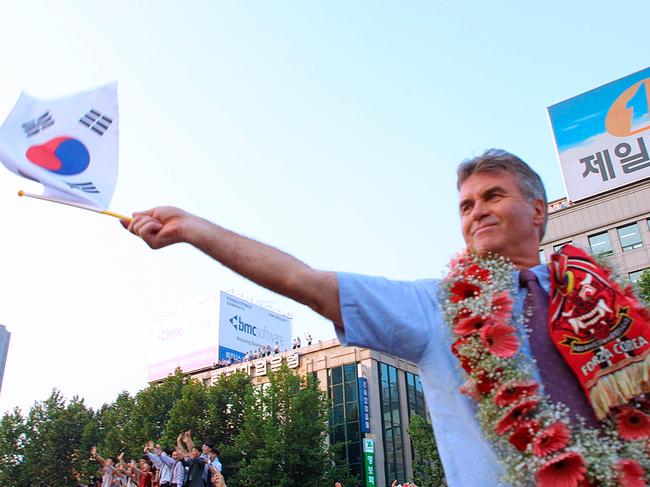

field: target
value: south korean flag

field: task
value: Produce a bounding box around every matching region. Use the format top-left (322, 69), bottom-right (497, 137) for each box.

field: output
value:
top-left (0, 82), bottom-right (119, 209)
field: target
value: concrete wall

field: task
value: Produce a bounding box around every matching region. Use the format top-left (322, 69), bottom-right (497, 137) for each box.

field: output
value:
top-left (542, 180), bottom-right (650, 278)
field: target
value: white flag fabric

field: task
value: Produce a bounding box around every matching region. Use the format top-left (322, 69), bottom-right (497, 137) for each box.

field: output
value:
top-left (0, 83), bottom-right (118, 209)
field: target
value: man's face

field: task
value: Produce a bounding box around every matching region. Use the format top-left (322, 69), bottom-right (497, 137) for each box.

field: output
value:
top-left (190, 448), bottom-right (201, 459)
top-left (459, 171), bottom-right (544, 263)
top-left (172, 450), bottom-right (180, 460)
top-left (202, 444), bottom-right (210, 455)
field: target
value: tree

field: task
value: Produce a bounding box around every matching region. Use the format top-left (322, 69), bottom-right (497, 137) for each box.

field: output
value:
top-left (408, 414), bottom-right (446, 486)
top-left (206, 372), bottom-right (253, 476)
top-left (0, 408), bottom-right (28, 486)
top-left (95, 391), bottom-right (136, 460)
top-left (130, 369), bottom-right (189, 450)
top-left (161, 376), bottom-right (210, 448)
top-left (21, 390), bottom-right (95, 486)
top-left (232, 366), bottom-right (339, 487)
top-left (635, 268), bottom-right (650, 307)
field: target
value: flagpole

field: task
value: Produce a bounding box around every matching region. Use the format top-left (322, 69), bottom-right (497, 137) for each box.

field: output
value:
top-left (18, 190), bottom-right (132, 222)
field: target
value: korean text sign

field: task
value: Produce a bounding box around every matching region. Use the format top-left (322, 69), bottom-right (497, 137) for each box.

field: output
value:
top-left (548, 67), bottom-right (650, 201)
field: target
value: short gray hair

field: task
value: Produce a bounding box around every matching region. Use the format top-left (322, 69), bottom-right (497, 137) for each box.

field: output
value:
top-left (456, 149), bottom-right (548, 239)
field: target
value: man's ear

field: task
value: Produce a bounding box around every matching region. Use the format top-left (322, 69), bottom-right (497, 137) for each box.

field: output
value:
top-left (532, 198), bottom-right (546, 227)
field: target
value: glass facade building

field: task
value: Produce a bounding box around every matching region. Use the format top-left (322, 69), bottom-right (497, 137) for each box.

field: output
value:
top-left (542, 179), bottom-right (650, 286)
top-left (0, 325), bottom-right (10, 395)
top-left (379, 362), bottom-right (405, 483)
top-left (193, 338), bottom-right (433, 487)
top-left (328, 363), bottom-right (362, 479)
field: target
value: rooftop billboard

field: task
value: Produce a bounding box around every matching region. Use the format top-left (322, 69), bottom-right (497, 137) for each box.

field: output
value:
top-left (218, 291), bottom-right (291, 362)
top-left (548, 67), bottom-right (650, 201)
top-left (147, 292), bottom-right (292, 382)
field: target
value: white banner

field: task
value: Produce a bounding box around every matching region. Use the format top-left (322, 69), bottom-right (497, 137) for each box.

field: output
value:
top-left (147, 296), bottom-right (219, 382)
top-left (0, 83), bottom-right (119, 209)
top-left (218, 292), bottom-right (292, 361)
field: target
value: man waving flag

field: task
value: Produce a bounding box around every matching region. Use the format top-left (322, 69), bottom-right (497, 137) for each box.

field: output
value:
top-left (0, 82), bottom-right (118, 210)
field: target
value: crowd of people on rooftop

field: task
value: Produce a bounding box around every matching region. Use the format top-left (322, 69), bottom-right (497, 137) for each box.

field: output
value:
top-left (211, 334), bottom-right (314, 370)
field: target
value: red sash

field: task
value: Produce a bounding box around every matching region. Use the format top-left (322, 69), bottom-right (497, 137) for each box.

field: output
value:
top-left (549, 245), bottom-right (650, 419)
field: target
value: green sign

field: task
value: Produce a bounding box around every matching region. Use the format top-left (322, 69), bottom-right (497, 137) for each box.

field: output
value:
top-left (363, 438), bottom-right (376, 486)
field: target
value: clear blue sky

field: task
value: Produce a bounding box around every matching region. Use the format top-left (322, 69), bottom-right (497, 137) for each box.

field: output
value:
top-left (1, 1), bottom-right (648, 413)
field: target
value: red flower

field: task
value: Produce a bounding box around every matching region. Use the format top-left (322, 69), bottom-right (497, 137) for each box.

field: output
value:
top-left (494, 380), bottom-right (539, 406)
top-left (454, 315), bottom-right (490, 336)
top-left (495, 398), bottom-right (539, 435)
top-left (463, 264), bottom-right (490, 282)
top-left (533, 422), bottom-right (570, 456)
top-left (451, 338), bottom-right (475, 373)
top-left (453, 307), bottom-right (471, 324)
top-left (492, 290), bottom-right (513, 321)
top-left (508, 419), bottom-right (540, 452)
top-left (617, 459), bottom-right (646, 487)
top-left (475, 369), bottom-right (500, 395)
top-left (480, 322), bottom-right (519, 358)
top-left (448, 250), bottom-right (470, 270)
top-left (616, 405), bottom-right (650, 441)
top-left (535, 452), bottom-right (586, 487)
top-left (449, 280), bottom-right (481, 303)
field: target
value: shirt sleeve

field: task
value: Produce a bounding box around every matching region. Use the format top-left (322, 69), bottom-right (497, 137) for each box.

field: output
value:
top-left (335, 272), bottom-right (443, 364)
top-left (159, 453), bottom-right (174, 467)
top-left (146, 452), bottom-right (162, 469)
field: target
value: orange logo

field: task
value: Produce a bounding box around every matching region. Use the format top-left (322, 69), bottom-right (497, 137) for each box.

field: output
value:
top-left (605, 78), bottom-right (650, 137)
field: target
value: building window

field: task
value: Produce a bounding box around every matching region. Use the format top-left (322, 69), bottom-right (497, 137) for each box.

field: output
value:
top-left (539, 248), bottom-right (546, 264)
top-left (405, 372), bottom-right (427, 420)
top-left (553, 241), bottom-right (572, 253)
top-left (588, 232), bottom-right (613, 256)
top-left (328, 363), bottom-right (361, 479)
top-left (379, 362), bottom-right (405, 483)
top-left (617, 223), bottom-right (643, 251)
top-left (629, 269), bottom-right (649, 283)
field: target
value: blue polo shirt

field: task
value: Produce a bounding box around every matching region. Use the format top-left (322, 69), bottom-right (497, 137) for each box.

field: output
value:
top-left (335, 265), bottom-right (549, 487)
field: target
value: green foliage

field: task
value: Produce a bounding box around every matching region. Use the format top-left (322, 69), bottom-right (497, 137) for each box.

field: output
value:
top-left (96, 391), bottom-right (136, 459)
top-left (207, 372), bottom-right (253, 475)
top-left (130, 369), bottom-right (189, 450)
top-left (20, 390), bottom-right (96, 486)
top-left (0, 368), bottom-right (348, 486)
top-left (162, 375), bottom-right (210, 448)
top-left (0, 408), bottom-right (28, 486)
top-left (231, 367), bottom-right (343, 487)
top-left (635, 268), bottom-right (650, 307)
top-left (408, 414), bottom-right (446, 487)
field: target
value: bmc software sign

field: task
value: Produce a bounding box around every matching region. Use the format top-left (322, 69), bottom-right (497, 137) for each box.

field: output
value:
top-left (548, 67), bottom-right (650, 201)
top-left (218, 292), bottom-right (291, 361)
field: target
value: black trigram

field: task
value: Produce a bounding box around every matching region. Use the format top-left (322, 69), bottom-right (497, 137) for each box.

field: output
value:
top-left (65, 181), bottom-right (99, 194)
top-left (22, 112), bottom-right (54, 137)
top-left (79, 109), bottom-right (113, 136)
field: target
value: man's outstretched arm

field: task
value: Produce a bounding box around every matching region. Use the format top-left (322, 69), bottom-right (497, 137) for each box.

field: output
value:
top-left (124, 206), bottom-right (343, 327)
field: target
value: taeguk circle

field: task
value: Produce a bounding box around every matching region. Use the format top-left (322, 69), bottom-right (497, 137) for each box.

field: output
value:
top-left (26, 136), bottom-right (91, 175)
top-left (53, 139), bottom-right (90, 175)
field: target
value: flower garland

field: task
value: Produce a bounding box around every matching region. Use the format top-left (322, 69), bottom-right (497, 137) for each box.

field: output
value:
top-left (441, 250), bottom-right (650, 487)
